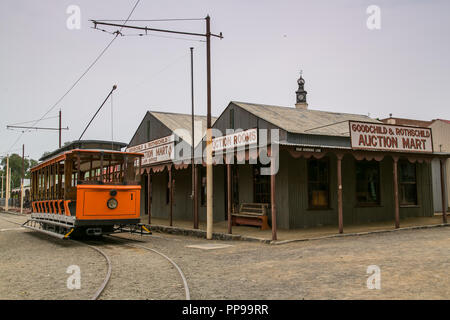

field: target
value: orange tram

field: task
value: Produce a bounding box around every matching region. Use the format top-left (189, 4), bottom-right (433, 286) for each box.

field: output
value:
top-left (23, 140), bottom-right (149, 239)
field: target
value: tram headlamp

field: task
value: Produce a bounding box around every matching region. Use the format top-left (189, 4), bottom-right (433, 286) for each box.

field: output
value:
top-left (107, 198), bottom-right (118, 210)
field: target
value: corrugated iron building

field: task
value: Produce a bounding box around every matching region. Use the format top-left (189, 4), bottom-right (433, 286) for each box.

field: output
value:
top-left (381, 116), bottom-right (450, 213)
top-left (128, 76), bottom-right (448, 234)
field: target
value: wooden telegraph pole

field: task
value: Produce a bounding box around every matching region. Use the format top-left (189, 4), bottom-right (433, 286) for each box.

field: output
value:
top-left (20, 144), bottom-right (25, 214)
top-left (59, 110), bottom-right (62, 148)
top-left (190, 47), bottom-right (199, 229)
top-left (205, 16), bottom-right (214, 240)
top-left (91, 16), bottom-right (222, 239)
top-left (5, 155), bottom-right (9, 211)
top-left (7, 112), bottom-right (68, 150)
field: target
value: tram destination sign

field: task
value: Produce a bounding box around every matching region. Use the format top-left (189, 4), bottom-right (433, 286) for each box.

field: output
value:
top-left (349, 121), bottom-right (433, 153)
top-left (126, 134), bottom-right (175, 165)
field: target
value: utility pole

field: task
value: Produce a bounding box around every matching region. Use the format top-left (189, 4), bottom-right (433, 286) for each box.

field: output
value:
top-left (1, 173), bottom-right (3, 202)
top-left (91, 16), bottom-right (222, 240)
top-left (20, 144), bottom-right (24, 214)
top-left (205, 15), bottom-right (214, 240)
top-left (7, 114), bottom-right (68, 150)
top-left (59, 110), bottom-right (62, 148)
top-left (5, 155), bottom-right (9, 212)
top-left (190, 47), bottom-right (198, 229)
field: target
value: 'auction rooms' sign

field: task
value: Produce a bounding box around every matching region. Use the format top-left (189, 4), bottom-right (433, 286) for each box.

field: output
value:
top-left (127, 135), bottom-right (175, 165)
top-left (212, 128), bottom-right (258, 152)
top-left (349, 121), bottom-right (433, 153)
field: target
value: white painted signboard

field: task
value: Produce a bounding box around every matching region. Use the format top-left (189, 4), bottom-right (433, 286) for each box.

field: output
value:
top-left (126, 135), bottom-right (175, 165)
top-left (212, 128), bottom-right (258, 152)
top-left (349, 121), bottom-right (433, 153)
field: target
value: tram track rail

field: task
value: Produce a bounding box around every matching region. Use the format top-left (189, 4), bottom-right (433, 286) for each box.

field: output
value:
top-left (0, 212), bottom-right (190, 300)
top-left (105, 234), bottom-right (191, 300)
top-left (0, 212), bottom-right (112, 300)
top-left (71, 239), bottom-right (112, 300)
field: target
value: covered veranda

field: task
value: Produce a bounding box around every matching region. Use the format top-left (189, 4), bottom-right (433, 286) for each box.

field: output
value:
top-left (137, 144), bottom-right (449, 241)
top-left (148, 215), bottom-right (447, 242)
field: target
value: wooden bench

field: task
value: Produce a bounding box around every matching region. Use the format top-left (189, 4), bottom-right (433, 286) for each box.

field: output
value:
top-left (231, 203), bottom-right (270, 230)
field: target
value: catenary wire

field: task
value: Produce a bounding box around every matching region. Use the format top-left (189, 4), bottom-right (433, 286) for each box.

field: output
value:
top-left (94, 18), bottom-right (205, 22)
top-left (5, 0), bottom-right (141, 153)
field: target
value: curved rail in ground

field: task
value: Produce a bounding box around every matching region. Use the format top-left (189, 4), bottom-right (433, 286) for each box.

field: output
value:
top-left (108, 235), bottom-right (191, 300)
top-left (0, 213), bottom-right (189, 300)
top-left (0, 213), bottom-right (112, 300)
top-left (71, 240), bottom-right (112, 300)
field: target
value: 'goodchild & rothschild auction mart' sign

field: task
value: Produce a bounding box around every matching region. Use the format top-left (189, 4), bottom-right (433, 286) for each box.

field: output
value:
top-left (349, 121), bottom-right (433, 153)
top-left (212, 128), bottom-right (258, 152)
top-left (126, 135), bottom-right (175, 165)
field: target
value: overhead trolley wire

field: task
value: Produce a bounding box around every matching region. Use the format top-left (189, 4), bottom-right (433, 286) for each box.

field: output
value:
top-left (94, 18), bottom-right (205, 22)
top-left (5, 0), bottom-right (141, 154)
top-left (118, 32), bottom-right (206, 42)
top-left (7, 115), bottom-right (59, 127)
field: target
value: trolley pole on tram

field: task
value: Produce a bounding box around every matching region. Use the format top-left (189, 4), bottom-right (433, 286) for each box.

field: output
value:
top-left (90, 16), bottom-right (222, 239)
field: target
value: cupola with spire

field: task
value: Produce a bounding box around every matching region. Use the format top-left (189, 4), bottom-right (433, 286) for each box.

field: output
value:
top-left (295, 71), bottom-right (308, 110)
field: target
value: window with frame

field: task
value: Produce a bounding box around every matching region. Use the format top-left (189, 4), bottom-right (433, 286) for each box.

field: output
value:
top-left (355, 160), bottom-right (380, 205)
top-left (307, 158), bottom-right (330, 208)
top-left (253, 164), bottom-right (270, 204)
top-left (399, 160), bottom-right (417, 205)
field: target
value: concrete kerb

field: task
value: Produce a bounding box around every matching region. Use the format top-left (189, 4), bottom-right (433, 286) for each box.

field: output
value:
top-left (149, 224), bottom-right (271, 243)
top-left (269, 223), bottom-right (450, 245)
top-left (0, 210), bottom-right (27, 217)
top-left (4, 210), bottom-right (446, 245)
top-left (150, 223), bottom-right (450, 245)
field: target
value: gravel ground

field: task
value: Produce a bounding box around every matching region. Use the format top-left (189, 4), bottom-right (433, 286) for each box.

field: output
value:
top-left (1, 212), bottom-right (449, 300)
top-left (118, 226), bottom-right (450, 300)
top-left (87, 237), bottom-right (185, 300)
top-left (0, 214), bottom-right (105, 299)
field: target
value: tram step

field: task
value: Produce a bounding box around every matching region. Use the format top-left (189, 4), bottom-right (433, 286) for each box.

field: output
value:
top-left (22, 222), bottom-right (68, 239)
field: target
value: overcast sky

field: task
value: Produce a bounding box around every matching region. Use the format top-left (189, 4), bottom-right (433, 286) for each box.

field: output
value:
top-left (1, 0), bottom-right (449, 160)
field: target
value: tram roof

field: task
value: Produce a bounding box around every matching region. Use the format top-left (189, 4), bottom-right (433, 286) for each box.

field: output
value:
top-left (33, 147), bottom-right (143, 172)
top-left (39, 140), bottom-right (127, 162)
